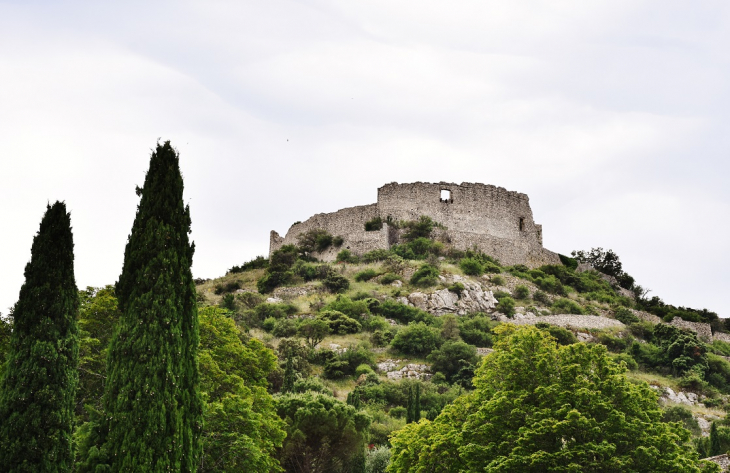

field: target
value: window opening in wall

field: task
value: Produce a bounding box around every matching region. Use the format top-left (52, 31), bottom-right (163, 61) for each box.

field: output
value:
top-left (440, 189), bottom-right (452, 203)
top-left (519, 217), bottom-right (524, 231)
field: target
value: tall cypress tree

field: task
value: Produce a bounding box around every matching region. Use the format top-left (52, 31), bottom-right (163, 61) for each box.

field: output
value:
top-left (102, 141), bottom-right (202, 471)
top-left (0, 202), bottom-right (79, 472)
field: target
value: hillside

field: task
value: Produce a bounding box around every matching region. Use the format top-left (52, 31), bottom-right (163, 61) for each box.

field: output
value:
top-left (192, 219), bottom-right (730, 470)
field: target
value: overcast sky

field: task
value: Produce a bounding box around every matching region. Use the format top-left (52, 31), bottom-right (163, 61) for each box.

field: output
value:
top-left (1, 1), bottom-right (729, 318)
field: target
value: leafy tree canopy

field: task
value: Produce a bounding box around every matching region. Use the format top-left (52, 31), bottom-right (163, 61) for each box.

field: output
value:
top-left (389, 324), bottom-right (715, 473)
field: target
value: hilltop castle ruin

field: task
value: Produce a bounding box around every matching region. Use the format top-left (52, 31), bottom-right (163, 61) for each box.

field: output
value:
top-left (269, 182), bottom-right (560, 268)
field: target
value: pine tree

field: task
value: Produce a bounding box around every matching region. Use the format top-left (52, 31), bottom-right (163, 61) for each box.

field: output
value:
top-left (102, 141), bottom-right (202, 472)
top-left (406, 386), bottom-right (414, 424)
top-left (710, 421), bottom-right (721, 456)
top-left (282, 351), bottom-right (295, 393)
top-left (413, 383), bottom-right (421, 423)
top-left (0, 202), bottom-right (79, 472)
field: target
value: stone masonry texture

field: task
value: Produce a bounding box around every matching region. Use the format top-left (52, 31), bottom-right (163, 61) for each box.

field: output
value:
top-left (269, 182), bottom-right (560, 268)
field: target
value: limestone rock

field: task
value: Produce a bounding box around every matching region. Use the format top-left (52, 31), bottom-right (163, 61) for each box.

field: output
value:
top-left (401, 278), bottom-right (497, 315)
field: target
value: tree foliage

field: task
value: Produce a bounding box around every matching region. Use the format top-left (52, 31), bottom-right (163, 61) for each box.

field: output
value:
top-left (0, 202), bottom-right (79, 472)
top-left (198, 306), bottom-right (285, 472)
top-left (97, 141), bottom-right (203, 471)
top-left (276, 392), bottom-right (371, 473)
top-left (389, 325), bottom-right (711, 472)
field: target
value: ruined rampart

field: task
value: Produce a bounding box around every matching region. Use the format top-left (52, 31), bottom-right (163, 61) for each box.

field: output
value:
top-left (270, 181), bottom-right (560, 267)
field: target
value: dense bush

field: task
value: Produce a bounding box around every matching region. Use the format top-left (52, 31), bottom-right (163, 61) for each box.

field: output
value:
top-left (460, 258), bottom-right (484, 276)
top-left (337, 249), bottom-right (360, 264)
top-left (297, 228), bottom-right (335, 253)
top-left (391, 322), bottom-right (442, 356)
top-left (534, 323), bottom-right (577, 346)
top-left (551, 297), bottom-right (584, 315)
top-left (380, 273), bottom-right (400, 285)
top-left (614, 307), bottom-right (639, 325)
top-left (459, 315), bottom-right (496, 347)
top-left (410, 264), bottom-right (440, 287)
top-left (365, 216), bottom-right (384, 231)
top-left (362, 249), bottom-right (392, 263)
top-left (323, 274), bottom-right (350, 293)
top-left (391, 238), bottom-right (443, 260)
top-left (513, 285), bottom-right (530, 300)
top-left (662, 406), bottom-right (701, 436)
top-left (533, 290), bottom-right (549, 304)
top-left (355, 269), bottom-right (379, 282)
top-left (427, 341), bottom-right (479, 383)
top-left (323, 295), bottom-right (370, 320)
top-left (214, 279), bottom-right (242, 295)
top-left (228, 255), bottom-right (269, 274)
top-left (490, 275), bottom-right (505, 286)
top-left (401, 216), bottom-right (437, 241)
top-left (272, 318), bottom-right (299, 337)
top-left (611, 353), bottom-right (638, 371)
top-left (374, 300), bottom-right (434, 325)
top-left (496, 296), bottom-right (516, 317)
top-left (318, 310), bottom-right (362, 334)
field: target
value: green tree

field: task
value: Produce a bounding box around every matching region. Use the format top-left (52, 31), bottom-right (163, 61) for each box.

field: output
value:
top-left (100, 141), bottom-right (203, 471)
top-left (391, 322), bottom-right (441, 357)
top-left (439, 314), bottom-right (460, 341)
top-left (197, 306), bottom-right (285, 472)
top-left (75, 286), bottom-right (121, 422)
top-left (710, 422), bottom-right (721, 456)
top-left (282, 350), bottom-right (295, 394)
top-left (427, 341), bottom-right (478, 384)
top-left (389, 324), bottom-right (713, 472)
top-left (276, 391), bottom-right (371, 473)
top-left (0, 313), bottom-right (12, 380)
top-left (298, 318), bottom-right (331, 350)
top-left (0, 202), bottom-right (79, 472)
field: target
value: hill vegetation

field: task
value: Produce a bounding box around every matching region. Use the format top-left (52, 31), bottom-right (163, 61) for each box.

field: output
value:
top-left (1, 171), bottom-right (729, 471)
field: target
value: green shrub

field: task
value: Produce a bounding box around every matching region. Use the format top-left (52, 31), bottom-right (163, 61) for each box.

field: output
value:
top-left (228, 255), bottom-right (269, 274)
top-left (322, 295), bottom-right (370, 320)
top-left (490, 275), bottom-right (505, 286)
top-left (533, 290), bottom-right (549, 304)
top-left (365, 216), bottom-right (384, 231)
top-left (292, 377), bottom-right (333, 395)
top-left (318, 310), bottom-right (362, 334)
top-left (597, 332), bottom-right (630, 352)
top-left (611, 353), bottom-right (638, 371)
top-left (323, 274), bottom-right (350, 293)
top-left (237, 292), bottom-right (265, 309)
top-left (551, 298), bottom-right (583, 315)
top-left (662, 406), bottom-right (701, 436)
top-left (214, 279), bottom-right (242, 295)
top-left (389, 406), bottom-right (407, 419)
top-left (459, 315), bottom-right (495, 347)
top-left (401, 216), bottom-right (436, 241)
top-left (391, 322), bottom-right (442, 356)
top-left (273, 318), bottom-right (299, 337)
top-left (614, 307), bottom-right (639, 325)
top-left (219, 293), bottom-right (236, 311)
top-left (374, 300), bottom-right (434, 325)
top-left (496, 296), bottom-right (516, 317)
top-left (355, 364), bottom-right (375, 377)
top-left (493, 290), bottom-right (510, 300)
top-left (333, 236), bottom-right (344, 247)
top-left (362, 249), bottom-right (391, 263)
top-left (482, 262), bottom-right (502, 274)
top-left (460, 258), bottom-right (483, 276)
top-left (380, 273), bottom-right (400, 285)
top-left (297, 228), bottom-right (335, 253)
top-left (355, 269), bottom-right (379, 282)
top-left (558, 254), bottom-right (579, 270)
top-left (336, 249), bottom-right (359, 264)
top-left (410, 264), bottom-right (440, 287)
top-left (447, 282), bottom-right (465, 296)
top-left (427, 340), bottom-right (479, 383)
top-left (371, 329), bottom-right (395, 347)
top-left (628, 321), bottom-right (654, 339)
top-left (513, 285), bottom-right (530, 300)
top-left (535, 323), bottom-right (577, 346)
top-left (262, 317), bottom-right (277, 332)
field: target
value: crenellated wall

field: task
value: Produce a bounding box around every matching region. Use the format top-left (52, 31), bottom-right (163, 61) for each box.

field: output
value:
top-left (269, 181), bottom-right (560, 267)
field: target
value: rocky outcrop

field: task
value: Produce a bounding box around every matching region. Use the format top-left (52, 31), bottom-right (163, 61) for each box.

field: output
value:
top-left (702, 454), bottom-right (730, 471)
top-left (658, 386), bottom-right (699, 406)
top-left (377, 359), bottom-right (431, 380)
top-left (397, 276), bottom-right (497, 315)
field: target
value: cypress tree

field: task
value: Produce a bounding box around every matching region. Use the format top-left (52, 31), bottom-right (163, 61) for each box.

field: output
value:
top-left (102, 141), bottom-right (202, 472)
top-left (710, 421), bottom-right (721, 456)
top-left (0, 202), bottom-right (79, 472)
top-left (406, 386), bottom-right (413, 424)
top-left (414, 383), bottom-right (421, 423)
top-left (282, 351), bottom-right (295, 394)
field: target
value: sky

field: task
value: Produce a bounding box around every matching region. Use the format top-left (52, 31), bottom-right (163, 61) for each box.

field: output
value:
top-left (0, 1), bottom-right (729, 317)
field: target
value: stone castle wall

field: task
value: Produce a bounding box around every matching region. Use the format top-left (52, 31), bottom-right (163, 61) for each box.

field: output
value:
top-left (270, 181), bottom-right (560, 267)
